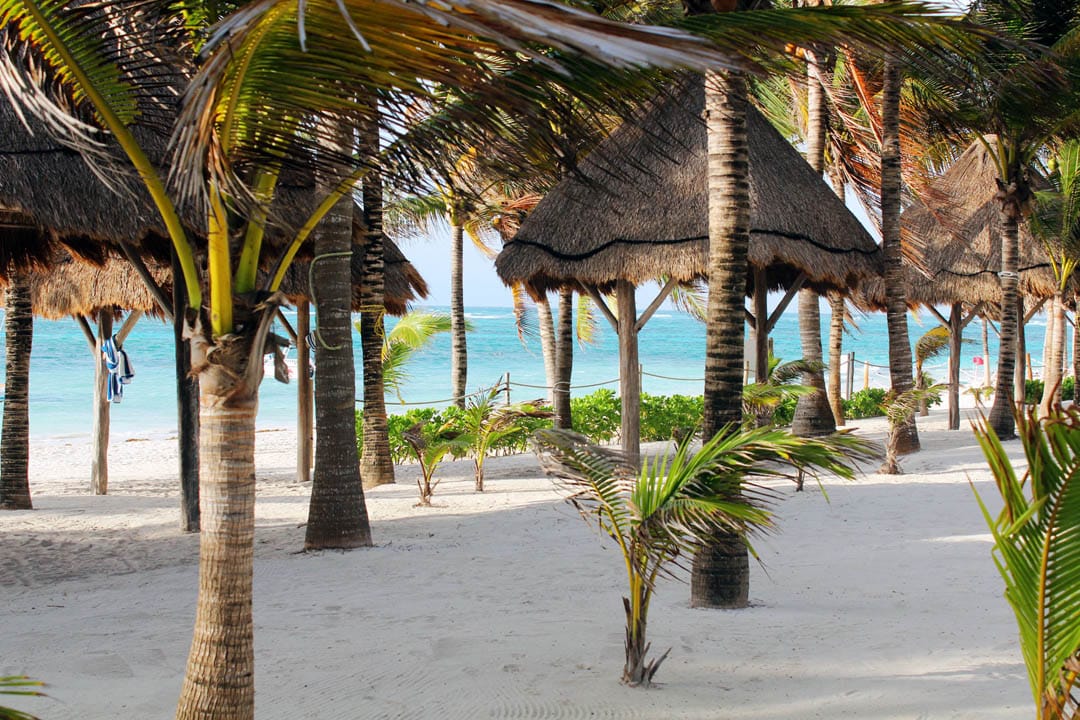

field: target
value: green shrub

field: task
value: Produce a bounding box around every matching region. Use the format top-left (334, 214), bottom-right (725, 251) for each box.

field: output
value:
top-left (1064, 375), bottom-right (1075, 401)
top-left (640, 393), bottom-right (703, 441)
top-left (843, 388), bottom-right (888, 419)
top-left (571, 388), bottom-right (622, 443)
top-left (771, 395), bottom-right (799, 426)
top-left (1025, 379), bottom-right (1044, 404)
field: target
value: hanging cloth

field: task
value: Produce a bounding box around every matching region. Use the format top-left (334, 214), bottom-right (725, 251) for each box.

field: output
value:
top-left (101, 335), bottom-right (134, 403)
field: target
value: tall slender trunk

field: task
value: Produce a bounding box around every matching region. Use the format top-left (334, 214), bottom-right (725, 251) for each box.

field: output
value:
top-left (1039, 291), bottom-right (1066, 416)
top-left (0, 274), bottom-right (32, 510)
top-left (536, 294), bottom-right (557, 405)
top-left (357, 130), bottom-right (394, 487)
top-left (1014, 295), bottom-right (1026, 404)
top-left (305, 154), bottom-right (372, 549)
top-left (827, 294), bottom-right (846, 426)
top-left (554, 288), bottom-right (574, 429)
top-left (90, 310), bottom-right (113, 495)
top-left (988, 205), bottom-right (1020, 438)
top-left (173, 250), bottom-right (200, 532)
top-left (693, 69), bottom-right (751, 610)
top-left (826, 169), bottom-right (848, 427)
top-left (296, 301), bottom-right (313, 483)
top-left (792, 50), bottom-right (834, 437)
top-left (1073, 301), bottom-right (1080, 384)
top-left (880, 55), bottom-right (918, 470)
top-left (450, 217), bottom-right (468, 408)
top-left (983, 316), bottom-right (993, 386)
top-left (176, 328), bottom-right (259, 720)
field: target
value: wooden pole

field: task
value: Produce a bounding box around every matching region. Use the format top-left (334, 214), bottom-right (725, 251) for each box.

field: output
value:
top-left (297, 301), bottom-right (313, 483)
top-left (753, 267), bottom-right (769, 383)
top-left (863, 360), bottom-right (870, 391)
top-left (982, 317), bottom-right (992, 386)
top-left (845, 352), bottom-right (854, 400)
top-left (616, 280), bottom-right (640, 463)
top-left (173, 250), bottom-right (200, 532)
top-left (90, 310), bottom-right (113, 495)
top-left (948, 303), bottom-right (962, 431)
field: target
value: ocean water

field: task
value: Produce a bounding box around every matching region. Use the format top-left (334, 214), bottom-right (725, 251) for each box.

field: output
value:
top-left (0, 304), bottom-right (1050, 440)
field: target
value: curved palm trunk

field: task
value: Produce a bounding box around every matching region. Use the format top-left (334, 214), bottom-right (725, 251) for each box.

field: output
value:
top-left (792, 52), bottom-right (835, 437)
top-left (693, 69), bottom-right (751, 610)
top-left (988, 208), bottom-right (1021, 439)
top-left (358, 174), bottom-right (394, 488)
top-left (1, 274), bottom-right (32, 510)
top-left (176, 324), bottom-right (261, 720)
top-left (554, 288), bottom-right (574, 429)
top-left (450, 219), bottom-right (468, 408)
top-left (827, 293), bottom-right (846, 426)
top-left (305, 192), bottom-right (372, 550)
top-left (536, 294), bottom-right (557, 405)
top-left (1039, 291), bottom-right (1066, 416)
top-left (880, 56), bottom-right (918, 471)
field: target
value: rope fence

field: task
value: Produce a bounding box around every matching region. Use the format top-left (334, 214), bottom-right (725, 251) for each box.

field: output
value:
top-left (355, 352), bottom-right (1056, 408)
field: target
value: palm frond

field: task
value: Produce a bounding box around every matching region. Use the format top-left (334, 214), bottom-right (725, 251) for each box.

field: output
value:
top-left (915, 326), bottom-right (952, 365)
top-left (974, 406), bottom-right (1080, 717)
top-left (383, 193), bottom-right (450, 239)
top-left (576, 293), bottom-right (599, 348)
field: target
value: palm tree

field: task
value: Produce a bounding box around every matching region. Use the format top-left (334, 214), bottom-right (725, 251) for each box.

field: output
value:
top-left (533, 423), bottom-right (875, 686)
top-left (940, 0), bottom-right (1080, 439)
top-left (0, 273), bottom-right (33, 510)
top-left (374, 310), bottom-right (455, 402)
top-left (1031, 140), bottom-right (1080, 417)
top-left (973, 404), bottom-right (1080, 719)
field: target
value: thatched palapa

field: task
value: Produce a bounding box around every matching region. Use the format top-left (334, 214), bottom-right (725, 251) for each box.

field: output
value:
top-left (495, 75), bottom-right (881, 298)
top-left (27, 251), bottom-right (170, 320)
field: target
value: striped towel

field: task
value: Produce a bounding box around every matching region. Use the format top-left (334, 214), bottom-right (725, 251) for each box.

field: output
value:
top-left (101, 336), bottom-right (134, 403)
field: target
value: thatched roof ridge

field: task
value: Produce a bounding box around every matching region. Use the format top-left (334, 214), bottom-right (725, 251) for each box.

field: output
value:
top-left (495, 75), bottom-right (881, 297)
top-left (26, 250), bottom-right (169, 320)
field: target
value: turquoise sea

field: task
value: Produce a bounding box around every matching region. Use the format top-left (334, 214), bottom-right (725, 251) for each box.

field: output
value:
top-left (0, 304), bottom-right (1050, 441)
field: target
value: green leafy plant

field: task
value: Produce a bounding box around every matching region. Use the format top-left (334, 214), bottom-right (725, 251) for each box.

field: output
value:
top-left (1027, 379), bottom-right (1046, 405)
top-left (401, 421), bottom-right (466, 506)
top-left (973, 405), bottom-right (1080, 719)
top-left (454, 386), bottom-right (552, 491)
top-left (532, 424), bottom-right (878, 687)
top-left (0, 676), bottom-right (44, 720)
top-left (1064, 376), bottom-right (1075, 402)
top-left (639, 393), bottom-right (704, 441)
top-left (741, 355), bottom-right (817, 426)
top-left (571, 388), bottom-right (622, 443)
top-left (880, 384), bottom-right (944, 474)
top-left (842, 388), bottom-right (889, 419)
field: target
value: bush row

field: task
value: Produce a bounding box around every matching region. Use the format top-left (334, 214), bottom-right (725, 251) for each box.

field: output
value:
top-left (357, 386), bottom-right (895, 462)
top-left (1023, 376), bottom-right (1076, 404)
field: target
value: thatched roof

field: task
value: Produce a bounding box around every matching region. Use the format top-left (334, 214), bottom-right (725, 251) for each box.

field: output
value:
top-left (858, 139), bottom-right (1057, 311)
top-left (272, 220), bottom-right (428, 317)
top-left (495, 75), bottom-right (881, 297)
top-left (24, 250), bottom-right (169, 320)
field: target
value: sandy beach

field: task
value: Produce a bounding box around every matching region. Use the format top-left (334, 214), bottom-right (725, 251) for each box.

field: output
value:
top-left (2, 406), bottom-right (1030, 719)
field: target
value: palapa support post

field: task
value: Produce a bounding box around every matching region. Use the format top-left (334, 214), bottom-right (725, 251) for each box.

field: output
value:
top-left (617, 280), bottom-right (640, 463)
top-left (90, 310), bottom-right (113, 496)
top-left (297, 301), bottom-right (313, 483)
top-left (845, 352), bottom-right (854, 400)
top-left (863, 361), bottom-right (870, 391)
top-left (505, 372), bottom-right (512, 406)
top-left (948, 303), bottom-right (962, 431)
top-left (752, 266), bottom-right (769, 384)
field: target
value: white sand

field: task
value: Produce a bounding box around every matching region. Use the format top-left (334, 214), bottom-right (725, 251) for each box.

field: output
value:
top-left (2, 407), bottom-right (1031, 719)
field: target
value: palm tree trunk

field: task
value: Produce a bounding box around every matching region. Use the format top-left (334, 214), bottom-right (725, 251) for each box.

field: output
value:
top-left (176, 332), bottom-right (259, 720)
top-left (983, 316), bottom-right (993, 386)
top-left (791, 50), bottom-right (835, 437)
top-left (0, 274), bottom-right (32, 510)
top-left (1014, 295), bottom-right (1026, 404)
top-left (536, 294), bottom-right (557, 405)
top-left (693, 69), bottom-right (751, 610)
top-left (91, 310), bottom-right (113, 495)
top-left (450, 218), bottom-right (468, 408)
top-left (305, 186), bottom-right (372, 550)
top-left (827, 293), bottom-right (846, 427)
top-left (1039, 291), bottom-right (1066, 416)
top-left (880, 55), bottom-right (919, 467)
top-left (173, 249), bottom-right (200, 531)
top-left (617, 279), bottom-right (640, 462)
top-left (358, 171), bottom-right (394, 488)
top-left (554, 288), bottom-right (574, 429)
top-left (988, 208), bottom-right (1020, 439)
